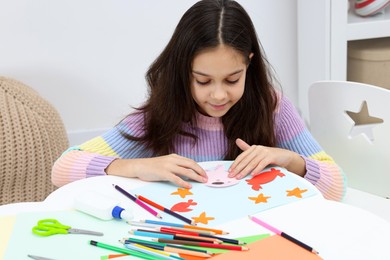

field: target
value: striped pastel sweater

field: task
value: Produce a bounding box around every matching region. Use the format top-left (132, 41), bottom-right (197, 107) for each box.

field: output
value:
top-left (52, 95), bottom-right (346, 201)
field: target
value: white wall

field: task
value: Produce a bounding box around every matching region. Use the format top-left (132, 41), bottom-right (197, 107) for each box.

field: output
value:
top-left (0, 0), bottom-right (297, 145)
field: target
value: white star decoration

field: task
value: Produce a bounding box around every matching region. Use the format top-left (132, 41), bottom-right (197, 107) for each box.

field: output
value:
top-left (345, 101), bottom-right (383, 143)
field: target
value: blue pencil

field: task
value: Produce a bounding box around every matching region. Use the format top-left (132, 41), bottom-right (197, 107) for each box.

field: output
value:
top-left (129, 230), bottom-right (176, 240)
top-left (121, 237), bottom-right (211, 254)
top-left (142, 219), bottom-right (184, 228)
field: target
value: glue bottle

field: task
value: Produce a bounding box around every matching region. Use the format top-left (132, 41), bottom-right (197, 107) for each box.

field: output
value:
top-left (74, 190), bottom-right (133, 221)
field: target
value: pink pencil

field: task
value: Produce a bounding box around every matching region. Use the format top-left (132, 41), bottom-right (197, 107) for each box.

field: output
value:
top-left (248, 215), bottom-right (319, 254)
top-left (113, 184), bottom-right (162, 219)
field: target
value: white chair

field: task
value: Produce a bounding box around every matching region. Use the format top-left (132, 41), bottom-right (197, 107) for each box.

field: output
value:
top-left (308, 80), bottom-right (390, 199)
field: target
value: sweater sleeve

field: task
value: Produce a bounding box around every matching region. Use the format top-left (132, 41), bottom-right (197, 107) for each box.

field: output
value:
top-left (51, 112), bottom-right (151, 187)
top-left (274, 95), bottom-right (347, 201)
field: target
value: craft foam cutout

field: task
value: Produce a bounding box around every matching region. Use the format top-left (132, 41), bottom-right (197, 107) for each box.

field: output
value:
top-left (204, 164), bottom-right (240, 187)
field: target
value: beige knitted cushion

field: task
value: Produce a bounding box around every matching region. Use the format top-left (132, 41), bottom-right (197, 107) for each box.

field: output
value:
top-left (0, 77), bottom-right (69, 205)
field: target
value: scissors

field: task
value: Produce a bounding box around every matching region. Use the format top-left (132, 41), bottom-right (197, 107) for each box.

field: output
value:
top-left (32, 218), bottom-right (103, 237)
top-left (27, 255), bottom-right (57, 260)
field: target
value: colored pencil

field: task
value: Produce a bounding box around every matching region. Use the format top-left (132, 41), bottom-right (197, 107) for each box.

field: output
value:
top-left (161, 245), bottom-right (212, 258)
top-left (89, 240), bottom-right (158, 260)
top-left (161, 244), bottom-right (212, 255)
top-left (248, 215), bottom-right (319, 254)
top-left (141, 228), bottom-right (221, 243)
top-left (121, 237), bottom-right (213, 254)
top-left (196, 234), bottom-right (245, 245)
top-left (112, 184), bottom-right (162, 219)
top-left (124, 243), bottom-right (181, 260)
top-left (157, 227), bottom-right (245, 245)
top-left (153, 238), bottom-right (249, 251)
top-left (104, 254), bottom-right (128, 259)
top-left (129, 229), bottom-right (221, 243)
top-left (141, 219), bottom-right (229, 234)
top-left (121, 238), bottom-right (213, 258)
top-left (121, 237), bottom-right (166, 247)
top-left (128, 221), bottom-right (215, 235)
top-left (156, 227), bottom-right (201, 236)
top-left (160, 226), bottom-right (215, 235)
top-left (136, 194), bottom-right (195, 225)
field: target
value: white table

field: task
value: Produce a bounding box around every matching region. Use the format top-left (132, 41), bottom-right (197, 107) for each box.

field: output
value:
top-left (343, 187), bottom-right (390, 222)
top-left (1, 175), bottom-right (390, 260)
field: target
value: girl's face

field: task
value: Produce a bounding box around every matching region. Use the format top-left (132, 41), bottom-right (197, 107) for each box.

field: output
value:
top-left (191, 45), bottom-right (251, 118)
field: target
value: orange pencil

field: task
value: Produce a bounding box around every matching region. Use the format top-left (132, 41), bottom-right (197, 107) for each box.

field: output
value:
top-left (182, 225), bottom-right (229, 235)
top-left (136, 195), bottom-right (195, 225)
top-left (141, 219), bottom-right (229, 235)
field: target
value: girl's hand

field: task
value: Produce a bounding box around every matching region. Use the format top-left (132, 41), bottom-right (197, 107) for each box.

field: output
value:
top-left (228, 138), bottom-right (305, 179)
top-left (106, 154), bottom-right (208, 189)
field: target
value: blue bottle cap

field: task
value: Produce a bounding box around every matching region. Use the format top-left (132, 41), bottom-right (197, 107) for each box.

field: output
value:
top-left (111, 206), bottom-right (133, 220)
top-left (111, 206), bottom-right (125, 219)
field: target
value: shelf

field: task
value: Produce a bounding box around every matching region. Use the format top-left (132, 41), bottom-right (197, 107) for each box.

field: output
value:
top-left (297, 0), bottom-right (390, 124)
top-left (347, 9), bottom-right (390, 40)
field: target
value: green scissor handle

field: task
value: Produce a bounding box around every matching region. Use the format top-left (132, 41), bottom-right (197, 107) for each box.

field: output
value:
top-left (32, 219), bottom-right (71, 236)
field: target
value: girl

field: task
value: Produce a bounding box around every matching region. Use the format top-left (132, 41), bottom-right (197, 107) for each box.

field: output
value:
top-left (52, 0), bottom-right (346, 201)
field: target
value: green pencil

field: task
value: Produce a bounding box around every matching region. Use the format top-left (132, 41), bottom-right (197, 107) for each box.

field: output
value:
top-left (89, 240), bottom-right (165, 260)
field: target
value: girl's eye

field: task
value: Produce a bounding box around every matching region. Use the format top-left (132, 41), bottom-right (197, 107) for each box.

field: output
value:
top-left (196, 80), bottom-right (210, 86)
top-left (226, 79), bottom-right (239, 85)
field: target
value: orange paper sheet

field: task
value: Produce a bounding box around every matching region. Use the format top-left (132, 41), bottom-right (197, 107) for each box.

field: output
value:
top-left (210, 235), bottom-right (322, 260)
top-left (0, 216), bottom-right (16, 259)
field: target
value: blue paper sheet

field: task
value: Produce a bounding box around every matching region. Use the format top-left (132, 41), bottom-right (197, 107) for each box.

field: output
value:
top-left (129, 161), bottom-right (320, 226)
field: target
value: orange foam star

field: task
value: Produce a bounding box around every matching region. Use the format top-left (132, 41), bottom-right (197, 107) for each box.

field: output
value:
top-left (248, 193), bottom-right (271, 204)
top-left (191, 212), bottom-right (215, 225)
top-left (171, 188), bottom-right (193, 198)
top-left (286, 187), bottom-right (308, 198)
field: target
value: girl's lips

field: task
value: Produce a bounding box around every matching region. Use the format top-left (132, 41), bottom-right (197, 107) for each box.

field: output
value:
top-left (210, 103), bottom-right (227, 110)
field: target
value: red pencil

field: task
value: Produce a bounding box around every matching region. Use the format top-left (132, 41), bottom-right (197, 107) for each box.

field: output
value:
top-left (157, 227), bottom-right (200, 236)
top-left (157, 227), bottom-right (245, 245)
top-left (141, 219), bottom-right (229, 235)
top-left (154, 238), bottom-right (249, 251)
top-left (131, 229), bottom-right (222, 243)
top-left (196, 242), bottom-right (248, 251)
top-left (136, 194), bottom-right (195, 225)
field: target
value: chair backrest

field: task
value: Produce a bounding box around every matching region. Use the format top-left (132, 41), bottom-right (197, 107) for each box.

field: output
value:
top-left (0, 76), bottom-right (69, 205)
top-left (308, 80), bottom-right (390, 198)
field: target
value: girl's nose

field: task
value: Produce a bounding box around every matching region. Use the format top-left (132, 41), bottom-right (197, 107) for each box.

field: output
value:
top-left (211, 84), bottom-right (227, 100)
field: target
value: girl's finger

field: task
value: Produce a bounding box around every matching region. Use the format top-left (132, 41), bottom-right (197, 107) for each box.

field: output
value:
top-left (236, 138), bottom-right (251, 151)
top-left (173, 155), bottom-right (208, 179)
top-left (174, 166), bottom-right (207, 183)
top-left (167, 174), bottom-right (192, 189)
top-left (229, 146), bottom-right (258, 177)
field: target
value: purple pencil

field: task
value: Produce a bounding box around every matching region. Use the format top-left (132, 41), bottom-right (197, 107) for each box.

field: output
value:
top-left (113, 184), bottom-right (162, 219)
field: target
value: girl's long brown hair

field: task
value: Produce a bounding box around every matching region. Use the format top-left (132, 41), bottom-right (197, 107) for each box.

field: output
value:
top-left (122, 0), bottom-right (278, 159)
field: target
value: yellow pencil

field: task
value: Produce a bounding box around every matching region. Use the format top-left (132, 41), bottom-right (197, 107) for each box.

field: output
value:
top-left (124, 243), bottom-right (178, 260)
